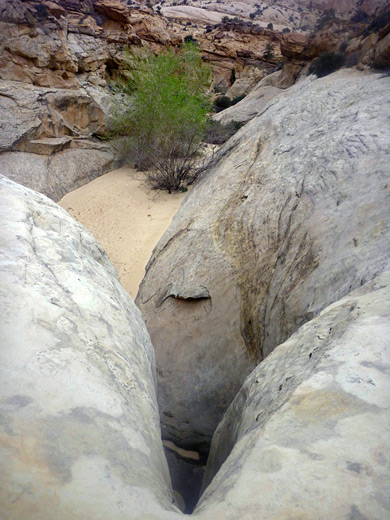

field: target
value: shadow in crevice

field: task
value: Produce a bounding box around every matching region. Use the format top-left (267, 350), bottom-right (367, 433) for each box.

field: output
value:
top-left (163, 441), bottom-right (208, 514)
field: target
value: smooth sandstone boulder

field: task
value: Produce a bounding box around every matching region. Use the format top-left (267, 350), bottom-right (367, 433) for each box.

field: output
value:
top-left (0, 176), bottom-right (181, 520)
top-left (197, 268), bottom-right (390, 519)
top-left (136, 70), bottom-right (390, 455)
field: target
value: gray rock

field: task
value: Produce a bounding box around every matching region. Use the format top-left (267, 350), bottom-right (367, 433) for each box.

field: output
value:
top-left (136, 70), bottom-right (390, 455)
top-left (0, 176), bottom-right (181, 520)
top-left (213, 71), bottom-right (283, 125)
top-left (0, 145), bottom-right (117, 201)
top-left (197, 268), bottom-right (390, 519)
top-left (0, 80), bottom-right (118, 200)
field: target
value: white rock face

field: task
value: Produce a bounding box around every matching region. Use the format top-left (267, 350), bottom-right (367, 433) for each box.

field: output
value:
top-left (197, 268), bottom-right (390, 520)
top-left (0, 176), bottom-right (181, 520)
top-left (136, 70), bottom-right (390, 455)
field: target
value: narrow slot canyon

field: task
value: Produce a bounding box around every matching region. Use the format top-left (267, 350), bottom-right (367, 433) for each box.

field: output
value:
top-left (58, 165), bottom-right (214, 515)
top-left (1, 46), bottom-right (390, 519)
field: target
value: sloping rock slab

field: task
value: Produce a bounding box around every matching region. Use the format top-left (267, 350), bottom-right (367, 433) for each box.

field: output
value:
top-left (197, 268), bottom-right (390, 519)
top-left (0, 176), bottom-right (181, 520)
top-left (137, 70), bottom-right (390, 454)
top-left (0, 146), bottom-right (117, 201)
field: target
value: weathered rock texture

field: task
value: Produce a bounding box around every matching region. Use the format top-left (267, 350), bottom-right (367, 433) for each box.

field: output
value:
top-left (197, 267), bottom-right (390, 519)
top-left (0, 176), bottom-right (181, 520)
top-left (136, 70), bottom-right (390, 461)
top-left (0, 0), bottom-right (286, 198)
top-left (213, 71), bottom-right (284, 125)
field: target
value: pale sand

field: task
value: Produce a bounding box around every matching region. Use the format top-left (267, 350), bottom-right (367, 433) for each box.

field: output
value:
top-left (59, 166), bottom-right (186, 299)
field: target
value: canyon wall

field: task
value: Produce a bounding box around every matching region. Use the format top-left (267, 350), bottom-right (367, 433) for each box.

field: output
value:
top-left (0, 176), bottom-right (181, 520)
top-left (197, 266), bottom-right (390, 519)
top-left (137, 70), bottom-right (390, 464)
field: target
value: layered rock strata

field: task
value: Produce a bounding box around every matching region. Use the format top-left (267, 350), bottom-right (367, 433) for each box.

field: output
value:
top-left (0, 0), bottom-right (285, 198)
top-left (136, 70), bottom-right (390, 465)
top-left (0, 176), bottom-right (181, 519)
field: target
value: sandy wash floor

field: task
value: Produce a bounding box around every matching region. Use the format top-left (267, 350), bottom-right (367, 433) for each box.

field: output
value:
top-left (59, 166), bottom-right (186, 299)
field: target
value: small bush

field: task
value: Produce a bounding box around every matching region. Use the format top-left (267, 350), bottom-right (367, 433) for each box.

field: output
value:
top-left (222, 16), bottom-right (230, 23)
top-left (339, 40), bottom-right (349, 53)
top-left (213, 95), bottom-right (232, 112)
top-left (351, 9), bottom-right (369, 23)
top-left (203, 119), bottom-right (243, 145)
top-left (184, 34), bottom-right (196, 43)
top-left (263, 43), bottom-right (275, 59)
top-left (308, 51), bottom-right (345, 77)
top-left (364, 10), bottom-right (390, 35)
top-left (267, 22), bottom-right (273, 30)
top-left (230, 68), bottom-right (236, 84)
top-left (283, 27), bottom-right (290, 33)
top-left (315, 8), bottom-right (336, 31)
top-left (109, 43), bottom-right (212, 192)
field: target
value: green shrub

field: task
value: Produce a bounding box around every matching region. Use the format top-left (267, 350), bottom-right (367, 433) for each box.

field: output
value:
top-left (230, 68), bottom-right (236, 84)
top-left (308, 51), bottom-right (345, 77)
top-left (108, 43), bottom-right (212, 192)
top-left (267, 22), bottom-right (273, 30)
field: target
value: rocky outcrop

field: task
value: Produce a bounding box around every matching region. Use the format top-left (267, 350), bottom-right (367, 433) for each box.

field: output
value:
top-left (214, 71), bottom-right (283, 125)
top-left (136, 70), bottom-right (390, 463)
top-left (0, 0), bottom-right (186, 199)
top-left (197, 267), bottom-right (390, 519)
top-left (280, 32), bottom-right (307, 58)
top-left (0, 176), bottom-right (181, 520)
top-left (0, 79), bottom-right (116, 200)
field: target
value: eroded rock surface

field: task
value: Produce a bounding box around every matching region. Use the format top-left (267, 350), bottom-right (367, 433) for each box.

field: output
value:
top-left (197, 268), bottom-right (390, 519)
top-left (137, 70), bottom-right (390, 458)
top-left (0, 176), bottom-right (181, 520)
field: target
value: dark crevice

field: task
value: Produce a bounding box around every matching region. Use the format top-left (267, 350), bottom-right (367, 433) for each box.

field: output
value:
top-left (163, 440), bottom-right (208, 514)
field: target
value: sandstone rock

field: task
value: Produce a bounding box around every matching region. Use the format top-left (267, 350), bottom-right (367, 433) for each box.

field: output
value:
top-left (280, 32), bottom-right (307, 59)
top-left (226, 67), bottom-right (265, 99)
top-left (67, 33), bottom-right (109, 73)
top-left (95, 0), bottom-right (131, 24)
top-left (214, 71), bottom-right (283, 125)
top-left (0, 176), bottom-right (181, 520)
top-left (374, 29), bottom-right (390, 68)
top-left (42, 1), bottom-right (65, 19)
top-left (197, 267), bottom-right (390, 519)
top-left (0, 145), bottom-right (117, 201)
top-left (137, 70), bottom-right (390, 458)
top-left (0, 79), bottom-right (115, 199)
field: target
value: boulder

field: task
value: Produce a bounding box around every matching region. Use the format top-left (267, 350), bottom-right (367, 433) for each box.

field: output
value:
top-left (0, 176), bottom-right (181, 520)
top-left (214, 71), bottom-right (283, 125)
top-left (0, 80), bottom-right (115, 200)
top-left (280, 32), bottom-right (307, 59)
top-left (136, 70), bottom-right (390, 458)
top-left (374, 29), bottom-right (390, 68)
top-left (95, 0), bottom-right (131, 24)
top-left (197, 267), bottom-right (390, 519)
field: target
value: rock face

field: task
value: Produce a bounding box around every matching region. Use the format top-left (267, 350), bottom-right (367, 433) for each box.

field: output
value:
top-left (0, 176), bottom-right (181, 520)
top-left (0, 0), bottom-right (186, 200)
top-left (136, 70), bottom-right (390, 463)
top-left (0, 79), bottom-right (116, 200)
top-left (214, 71), bottom-right (284, 125)
top-left (197, 267), bottom-right (390, 519)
